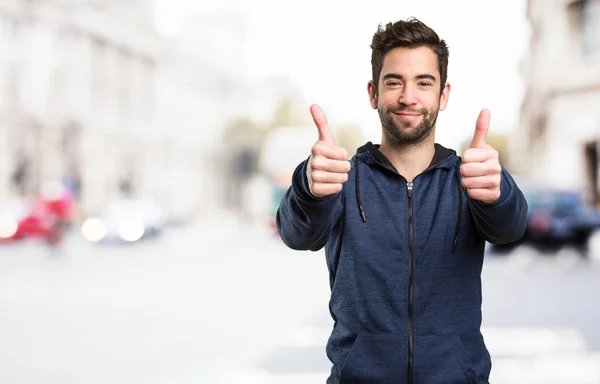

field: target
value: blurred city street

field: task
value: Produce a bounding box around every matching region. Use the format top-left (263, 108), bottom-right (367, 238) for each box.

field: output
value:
top-left (1, 216), bottom-right (600, 384)
top-left (0, 0), bottom-right (599, 383)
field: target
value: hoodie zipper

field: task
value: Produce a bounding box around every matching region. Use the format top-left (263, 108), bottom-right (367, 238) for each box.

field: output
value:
top-left (361, 147), bottom-right (455, 383)
top-left (407, 181), bottom-right (414, 384)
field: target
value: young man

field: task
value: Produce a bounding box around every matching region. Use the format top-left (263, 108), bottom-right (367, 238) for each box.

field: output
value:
top-left (276, 17), bottom-right (528, 384)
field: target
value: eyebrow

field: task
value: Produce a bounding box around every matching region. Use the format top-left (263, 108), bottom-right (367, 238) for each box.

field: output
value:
top-left (382, 73), bottom-right (437, 82)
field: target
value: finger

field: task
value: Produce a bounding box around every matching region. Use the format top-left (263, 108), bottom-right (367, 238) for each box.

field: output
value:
top-left (310, 104), bottom-right (335, 144)
top-left (312, 142), bottom-right (349, 161)
top-left (311, 183), bottom-right (343, 198)
top-left (311, 170), bottom-right (349, 184)
top-left (460, 162), bottom-right (501, 178)
top-left (470, 109), bottom-right (490, 148)
top-left (312, 156), bottom-right (352, 173)
top-left (461, 174), bottom-right (500, 190)
top-left (461, 147), bottom-right (497, 163)
top-left (466, 188), bottom-right (500, 204)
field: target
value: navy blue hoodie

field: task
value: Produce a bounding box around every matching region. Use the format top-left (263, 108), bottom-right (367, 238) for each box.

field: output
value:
top-left (276, 142), bottom-right (528, 384)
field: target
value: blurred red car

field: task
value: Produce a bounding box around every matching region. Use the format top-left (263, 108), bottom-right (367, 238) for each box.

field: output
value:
top-left (0, 183), bottom-right (75, 244)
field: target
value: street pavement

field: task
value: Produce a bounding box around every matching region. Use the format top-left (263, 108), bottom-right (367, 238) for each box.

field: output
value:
top-left (1, 213), bottom-right (599, 383)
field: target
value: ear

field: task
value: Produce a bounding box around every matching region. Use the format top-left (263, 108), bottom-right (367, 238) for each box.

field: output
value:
top-left (368, 80), bottom-right (377, 109)
top-left (439, 82), bottom-right (451, 111)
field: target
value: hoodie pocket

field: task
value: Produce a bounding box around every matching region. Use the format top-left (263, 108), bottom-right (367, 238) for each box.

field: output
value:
top-left (338, 333), bottom-right (407, 384)
top-left (413, 334), bottom-right (478, 384)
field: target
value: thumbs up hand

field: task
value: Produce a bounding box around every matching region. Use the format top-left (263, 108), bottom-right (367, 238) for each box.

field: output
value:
top-left (307, 104), bottom-right (352, 198)
top-left (460, 109), bottom-right (502, 204)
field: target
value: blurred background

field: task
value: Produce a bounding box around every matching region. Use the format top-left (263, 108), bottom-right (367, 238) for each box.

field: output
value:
top-left (0, 0), bottom-right (599, 383)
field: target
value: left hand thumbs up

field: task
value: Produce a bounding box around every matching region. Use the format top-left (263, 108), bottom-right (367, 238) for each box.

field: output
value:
top-left (460, 109), bottom-right (502, 204)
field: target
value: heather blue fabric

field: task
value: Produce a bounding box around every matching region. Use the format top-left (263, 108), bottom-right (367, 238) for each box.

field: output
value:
top-left (277, 142), bottom-right (528, 384)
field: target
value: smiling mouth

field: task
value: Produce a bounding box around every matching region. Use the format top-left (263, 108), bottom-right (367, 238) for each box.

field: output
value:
top-left (393, 110), bottom-right (421, 115)
top-left (394, 112), bottom-right (422, 120)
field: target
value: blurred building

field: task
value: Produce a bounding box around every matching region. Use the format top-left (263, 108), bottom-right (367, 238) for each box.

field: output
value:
top-left (0, 0), bottom-right (159, 214)
top-left (514, 0), bottom-right (600, 202)
top-left (0, 0), bottom-right (249, 223)
top-left (171, 5), bottom-right (315, 213)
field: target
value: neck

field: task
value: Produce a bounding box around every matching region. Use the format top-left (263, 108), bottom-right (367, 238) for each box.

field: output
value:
top-left (379, 133), bottom-right (436, 182)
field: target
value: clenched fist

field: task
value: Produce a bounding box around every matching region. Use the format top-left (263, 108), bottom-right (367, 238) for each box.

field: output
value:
top-left (307, 104), bottom-right (352, 198)
top-left (460, 109), bottom-right (502, 204)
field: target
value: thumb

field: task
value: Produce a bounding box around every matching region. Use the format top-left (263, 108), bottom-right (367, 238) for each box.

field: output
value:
top-left (310, 104), bottom-right (335, 144)
top-left (470, 109), bottom-right (490, 148)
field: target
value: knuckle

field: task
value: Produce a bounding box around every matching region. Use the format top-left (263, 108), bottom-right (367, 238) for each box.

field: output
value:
top-left (461, 163), bottom-right (474, 176)
top-left (311, 156), bottom-right (325, 169)
top-left (313, 190), bottom-right (325, 198)
top-left (310, 169), bottom-right (322, 181)
top-left (312, 142), bottom-right (325, 155)
top-left (311, 143), bottom-right (319, 156)
top-left (340, 148), bottom-right (349, 160)
top-left (343, 161), bottom-right (352, 173)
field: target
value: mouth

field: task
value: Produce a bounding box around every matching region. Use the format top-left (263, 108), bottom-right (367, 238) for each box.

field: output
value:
top-left (393, 112), bottom-right (422, 122)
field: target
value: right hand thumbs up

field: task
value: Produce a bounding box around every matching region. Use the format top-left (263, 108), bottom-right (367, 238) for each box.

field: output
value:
top-left (307, 104), bottom-right (352, 198)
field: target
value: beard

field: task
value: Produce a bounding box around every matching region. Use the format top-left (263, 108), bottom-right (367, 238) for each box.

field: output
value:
top-left (378, 103), bottom-right (439, 146)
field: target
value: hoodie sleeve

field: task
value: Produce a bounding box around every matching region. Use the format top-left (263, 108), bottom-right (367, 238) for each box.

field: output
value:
top-left (276, 157), bottom-right (343, 251)
top-left (466, 168), bottom-right (529, 244)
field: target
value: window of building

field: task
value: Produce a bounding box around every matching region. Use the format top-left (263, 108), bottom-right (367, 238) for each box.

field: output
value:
top-left (581, 0), bottom-right (600, 59)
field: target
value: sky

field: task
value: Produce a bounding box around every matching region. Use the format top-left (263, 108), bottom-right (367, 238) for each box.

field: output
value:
top-left (154, 0), bottom-right (530, 150)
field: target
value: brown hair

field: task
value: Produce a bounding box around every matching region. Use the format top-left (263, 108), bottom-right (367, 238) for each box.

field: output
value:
top-left (370, 17), bottom-right (449, 94)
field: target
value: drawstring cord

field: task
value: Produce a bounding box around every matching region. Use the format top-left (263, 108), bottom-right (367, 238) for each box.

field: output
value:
top-left (355, 158), bottom-right (367, 222)
top-left (354, 153), bottom-right (462, 253)
top-left (453, 160), bottom-right (463, 253)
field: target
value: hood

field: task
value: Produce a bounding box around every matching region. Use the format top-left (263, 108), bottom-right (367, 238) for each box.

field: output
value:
top-left (355, 141), bottom-right (458, 174)
top-left (351, 141), bottom-right (463, 253)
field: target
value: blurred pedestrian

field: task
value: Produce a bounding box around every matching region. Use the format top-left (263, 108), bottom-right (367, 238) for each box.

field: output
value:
top-left (276, 17), bottom-right (528, 384)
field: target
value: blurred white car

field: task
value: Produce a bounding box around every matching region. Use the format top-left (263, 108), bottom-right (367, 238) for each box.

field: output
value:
top-left (81, 199), bottom-right (165, 244)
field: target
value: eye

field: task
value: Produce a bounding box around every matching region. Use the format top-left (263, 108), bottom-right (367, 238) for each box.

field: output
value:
top-left (386, 81), bottom-right (401, 87)
top-left (419, 82), bottom-right (432, 87)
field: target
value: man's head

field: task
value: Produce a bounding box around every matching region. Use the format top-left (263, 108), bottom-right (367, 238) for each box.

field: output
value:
top-left (368, 18), bottom-right (450, 146)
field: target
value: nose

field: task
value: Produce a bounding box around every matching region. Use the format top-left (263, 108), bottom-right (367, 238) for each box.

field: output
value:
top-left (399, 84), bottom-right (417, 106)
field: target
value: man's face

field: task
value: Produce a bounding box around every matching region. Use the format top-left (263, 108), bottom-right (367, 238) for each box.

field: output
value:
top-left (368, 46), bottom-right (450, 145)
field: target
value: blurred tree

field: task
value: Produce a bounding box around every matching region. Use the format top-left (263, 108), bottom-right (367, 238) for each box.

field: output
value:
top-left (267, 95), bottom-right (310, 132)
top-left (265, 96), bottom-right (366, 159)
top-left (222, 118), bottom-right (263, 149)
top-left (334, 125), bottom-right (364, 158)
top-left (220, 118), bottom-right (263, 210)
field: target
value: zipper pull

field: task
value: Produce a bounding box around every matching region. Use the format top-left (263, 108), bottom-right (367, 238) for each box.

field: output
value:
top-left (407, 182), bottom-right (413, 199)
